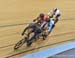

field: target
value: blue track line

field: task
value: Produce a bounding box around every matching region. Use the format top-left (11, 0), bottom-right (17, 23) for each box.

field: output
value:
top-left (21, 42), bottom-right (75, 58)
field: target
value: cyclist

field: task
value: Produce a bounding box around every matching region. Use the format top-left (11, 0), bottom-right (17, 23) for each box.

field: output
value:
top-left (33, 13), bottom-right (49, 30)
top-left (48, 8), bottom-right (61, 24)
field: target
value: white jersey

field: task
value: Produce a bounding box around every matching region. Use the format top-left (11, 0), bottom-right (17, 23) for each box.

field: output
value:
top-left (50, 18), bottom-right (54, 25)
top-left (55, 9), bottom-right (60, 16)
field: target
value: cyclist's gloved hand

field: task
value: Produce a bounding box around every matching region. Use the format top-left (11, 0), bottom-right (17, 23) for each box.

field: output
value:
top-left (33, 19), bottom-right (36, 22)
top-left (21, 32), bottom-right (24, 36)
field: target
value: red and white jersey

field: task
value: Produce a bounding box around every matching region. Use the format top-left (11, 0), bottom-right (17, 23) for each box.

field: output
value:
top-left (37, 14), bottom-right (48, 24)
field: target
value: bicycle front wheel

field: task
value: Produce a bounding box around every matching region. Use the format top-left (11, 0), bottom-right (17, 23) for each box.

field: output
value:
top-left (14, 37), bottom-right (27, 50)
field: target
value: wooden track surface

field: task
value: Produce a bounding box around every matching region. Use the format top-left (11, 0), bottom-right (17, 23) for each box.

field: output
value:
top-left (0, 0), bottom-right (75, 58)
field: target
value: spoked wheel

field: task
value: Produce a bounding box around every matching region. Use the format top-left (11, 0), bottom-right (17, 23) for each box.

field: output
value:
top-left (22, 27), bottom-right (31, 35)
top-left (14, 37), bottom-right (27, 50)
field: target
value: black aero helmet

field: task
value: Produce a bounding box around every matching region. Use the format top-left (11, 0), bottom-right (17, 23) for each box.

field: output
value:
top-left (39, 13), bottom-right (44, 18)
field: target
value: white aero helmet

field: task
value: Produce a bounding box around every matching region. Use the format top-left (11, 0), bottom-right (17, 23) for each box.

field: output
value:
top-left (53, 8), bottom-right (58, 12)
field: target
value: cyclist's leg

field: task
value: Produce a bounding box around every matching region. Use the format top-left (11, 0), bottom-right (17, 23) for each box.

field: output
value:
top-left (54, 14), bottom-right (60, 24)
top-left (27, 28), bottom-right (41, 46)
top-left (48, 20), bottom-right (54, 34)
top-left (40, 21), bottom-right (47, 30)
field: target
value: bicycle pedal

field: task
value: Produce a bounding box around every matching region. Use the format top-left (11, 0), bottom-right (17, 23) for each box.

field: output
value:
top-left (25, 37), bottom-right (28, 41)
top-left (27, 41), bottom-right (32, 47)
top-left (43, 37), bottom-right (46, 40)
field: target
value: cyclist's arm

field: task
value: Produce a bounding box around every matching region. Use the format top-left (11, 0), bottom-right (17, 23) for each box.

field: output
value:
top-left (33, 17), bottom-right (39, 22)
